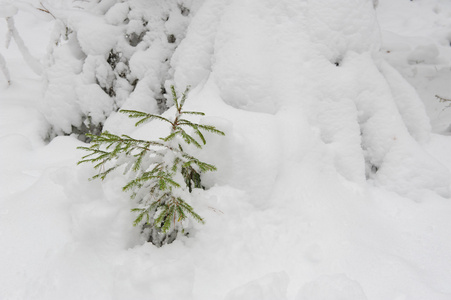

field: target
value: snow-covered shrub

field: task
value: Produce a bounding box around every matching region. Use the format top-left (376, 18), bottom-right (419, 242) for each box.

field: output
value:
top-left (78, 86), bottom-right (225, 247)
top-left (41, 0), bottom-right (194, 140)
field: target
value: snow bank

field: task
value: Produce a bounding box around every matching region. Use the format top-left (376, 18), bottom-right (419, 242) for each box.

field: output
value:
top-left (2, 0), bottom-right (451, 300)
top-left (376, 0), bottom-right (451, 133)
top-left (172, 0), bottom-right (448, 196)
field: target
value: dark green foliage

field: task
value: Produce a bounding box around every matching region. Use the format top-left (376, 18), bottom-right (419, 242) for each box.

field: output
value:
top-left (78, 86), bottom-right (224, 247)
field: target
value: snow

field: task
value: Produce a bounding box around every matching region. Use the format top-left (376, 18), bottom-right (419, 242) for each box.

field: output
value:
top-left (0, 51), bottom-right (10, 84)
top-left (171, 0), bottom-right (230, 89)
top-left (76, 83), bottom-right (115, 125)
top-left (1, 0), bottom-right (451, 299)
top-left (37, 0), bottom-right (194, 136)
top-left (224, 272), bottom-right (289, 300)
top-left (296, 274), bottom-right (367, 300)
top-left (42, 40), bottom-right (84, 134)
top-left (5, 16), bottom-right (43, 75)
top-left (0, 3), bottom-right (17, 18)
top-left (376, 0), bottom-right (451, 133)
top-left (71, 14), bottom-right (121, 56)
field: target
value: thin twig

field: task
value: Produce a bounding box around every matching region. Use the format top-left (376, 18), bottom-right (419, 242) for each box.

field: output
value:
top-left (38, 2), bottom-right (56, 19)
top-left (436, 95), bottom-right (451, 103)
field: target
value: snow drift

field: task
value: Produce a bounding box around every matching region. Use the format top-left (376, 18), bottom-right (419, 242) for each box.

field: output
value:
top-left (172, 0), bottom-right (449, 198)
top-left (1, 0), bottom-right (451, 299)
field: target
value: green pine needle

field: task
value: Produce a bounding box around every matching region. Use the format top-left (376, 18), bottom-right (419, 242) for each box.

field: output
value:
top-left (77, 85), bottom-right (224, 246)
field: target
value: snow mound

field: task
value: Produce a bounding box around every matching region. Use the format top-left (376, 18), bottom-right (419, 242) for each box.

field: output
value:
top-left (376, 0), bottom-right (451, 133)
top-left (172, 0), bottom-right (449, 197)
top-left (70, 14), bottom-right (121, 56)
top-left (2, 1), bottom-right (451, 300)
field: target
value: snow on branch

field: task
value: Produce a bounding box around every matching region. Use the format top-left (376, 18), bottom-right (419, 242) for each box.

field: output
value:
top-left (4, 16), bottom-right (43, 76)
top-left (37, 2), bottom-right (56, 20)
top-left (0, 51), bottom-right (11, 85)
top-left (436, 95), bottom-right (451, 109)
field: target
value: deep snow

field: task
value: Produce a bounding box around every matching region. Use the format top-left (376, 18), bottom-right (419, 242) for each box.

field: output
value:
top-left (1, 0), bottom-right (451, 299)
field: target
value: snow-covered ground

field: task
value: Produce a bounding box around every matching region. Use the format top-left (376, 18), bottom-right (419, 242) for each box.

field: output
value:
top-left (1, 0), bottom-right (451, 299)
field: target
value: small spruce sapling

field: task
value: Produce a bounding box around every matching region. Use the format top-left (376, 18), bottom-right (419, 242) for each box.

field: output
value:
top-left (78, 86), bottom-right (224, 247)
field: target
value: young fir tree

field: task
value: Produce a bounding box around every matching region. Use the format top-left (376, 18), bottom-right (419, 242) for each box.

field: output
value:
top-left (78, 86), bottom-right (224, 247)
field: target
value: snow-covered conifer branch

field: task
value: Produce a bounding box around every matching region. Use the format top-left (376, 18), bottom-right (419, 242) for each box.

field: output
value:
top-left (0, 52), bottom-right (10, 85)
top-left (4, 17), bottom-right (43, 75)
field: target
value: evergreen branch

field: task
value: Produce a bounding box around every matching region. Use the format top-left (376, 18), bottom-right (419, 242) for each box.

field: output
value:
top-left (179, 129), bottom-right (202, 148)
top-left (195, 128), bottom-right (206, 145)
top-left (172, 157), bottom-right (181, 173)
top-left (194, 160), bottom-right (217, 172)
top-left (121, 134), bottom-right (165, 146)
top-left (436, 95), bottom-right (451, 109)
top-left (178, 198), bottom-right (205, 224)
top-left (119, 110), bottom-right (149, 118)
top-left (179, 86), bottom-right (190, 108)
top-left (77, 145), bottom-right (99, 154)
top-left (132, 208), bottom-right (147, 226)
top-left (150, 196), bottom-right (166, 210)
top-left (180, 111), bottom-right (205, 116)
top-left (133, 151), bottom-right (146, 172)
top-left (135, 114), bottom-right (171, 126)
top-left (170, 86), bottom-right (179, 110)
top-left (120, 109), bottom-right (174, 127)
top-left (177, 119), bottom-right (196, 127)
top-left (162, 205), bottom-right (176, 233)
top-left (77, 85), bottom-right (224, 246)
top-left (130, 172), bottom-right (179, 191)
top-left (92, 166), bottom-right (118, 180)
top-left (159, 177), bottom-right (167, 190)
top-left (176, 205), bottom-right (186, 222)
top-left (77, 154), bottom-right (100, 164)
top-left (154, 205), bottom-right (169, 227)
top-left (436, 95), bottom-right (451, 102)
top-left (197, 162), bottom-right (217, 172)
top-left (197, 124), bottom-right (225, 136)
top-left (182, 155), bottom-right (217, 172)
top-left (161, 131), bottom-right (179, 143)
top-left (93, 157), bottom-right (112, 169)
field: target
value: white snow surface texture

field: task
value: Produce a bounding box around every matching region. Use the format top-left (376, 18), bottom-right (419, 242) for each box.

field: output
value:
top-left (1, 0), bottom-right (451, 299)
